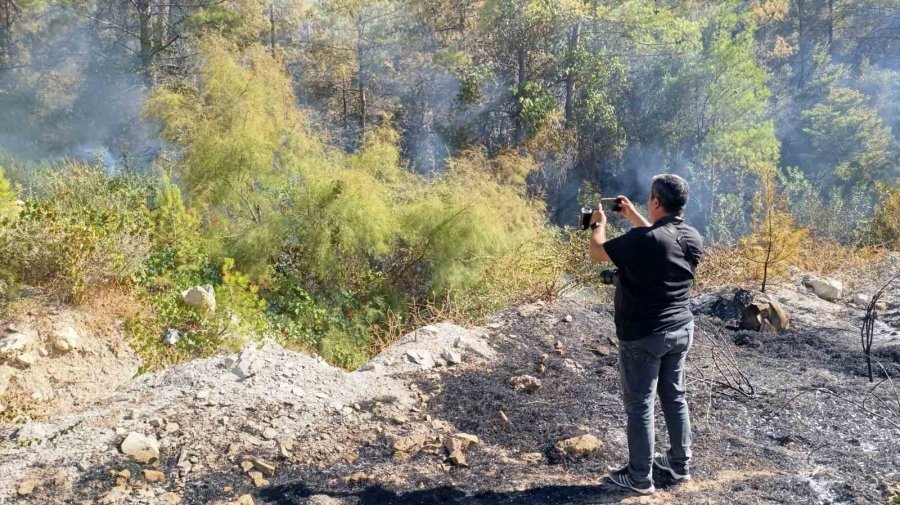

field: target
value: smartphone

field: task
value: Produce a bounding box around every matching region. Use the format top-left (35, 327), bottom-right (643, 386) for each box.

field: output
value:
top-left (600, 198), bottom-right (623, 213)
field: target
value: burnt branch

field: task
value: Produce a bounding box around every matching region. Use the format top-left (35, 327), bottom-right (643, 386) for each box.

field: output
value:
top-left (860, 272), bottom-right (900, 382)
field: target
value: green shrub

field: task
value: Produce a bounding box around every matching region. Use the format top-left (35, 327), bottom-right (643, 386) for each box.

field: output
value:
top-left (0, 163), bottom-right (153, 301)
top-left (128, 257), bottom-right (267, 371)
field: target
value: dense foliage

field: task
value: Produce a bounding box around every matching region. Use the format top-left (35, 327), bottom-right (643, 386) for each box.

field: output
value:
top-left (0, 0), bottom-right (898, 366)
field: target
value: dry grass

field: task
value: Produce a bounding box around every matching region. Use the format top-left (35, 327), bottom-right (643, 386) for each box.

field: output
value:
top-left (700, 236), bottom-right (891, 292)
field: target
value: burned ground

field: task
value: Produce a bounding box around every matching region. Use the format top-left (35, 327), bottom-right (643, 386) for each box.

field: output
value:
top-left (248, 293), bottom-right (899, 504)
top-left (4, 284), bottom-right (899, 505)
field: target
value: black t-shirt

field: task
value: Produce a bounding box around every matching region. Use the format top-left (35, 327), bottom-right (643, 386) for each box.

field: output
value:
top-left (602, 215), bottom-right (704, 341)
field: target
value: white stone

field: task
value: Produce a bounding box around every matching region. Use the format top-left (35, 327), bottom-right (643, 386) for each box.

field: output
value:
top-left (51, 325), bottom-right (81, 353)
top-left (15, 351), bottom-right (39, 367)
top-left (0, 332), bottom-right (37, 361)
top-left (181, 285), bottom-right (216, 313)
top-left (803, 277), bottom-right (843, 302)
top-left (120, 432), bottom-right (160, 463)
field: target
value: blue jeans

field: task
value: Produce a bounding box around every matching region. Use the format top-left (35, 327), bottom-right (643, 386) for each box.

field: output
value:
top-left (618, 320), bottom-right (693, 483)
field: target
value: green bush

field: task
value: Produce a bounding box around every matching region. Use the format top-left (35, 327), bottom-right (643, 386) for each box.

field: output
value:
top-left (0, 163), bottom-right (153, 301)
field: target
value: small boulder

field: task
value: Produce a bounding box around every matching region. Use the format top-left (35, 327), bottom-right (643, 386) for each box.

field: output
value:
top-left (441, 348), bottom-right (463, 366)
top-left (181, 285), bottom-right (216, 313)
top-left (278, 438), bottom-right (293, 458)
top-left (849, 293), bottom-right (869, 307)
top-left (803, 276), bottom-right (842, 302)
top-left (357, 361), bottom-right (383, 373)
top-left (248, 470), bottom-right (269, 487)
top-left (15, 350), bottom-right (39, 367)
top-left (767, 300), bottom-right (790, 331)
top-left (0, 332), bottom-right (37, 361)
top-left (162, 328), bottom-right (181, 346)
top-left (17, 478), bottom-right (37, 496)
top-left (51, 325), bottom-right (81, 353)
top-left (393, 433), bottom-right (428, 454)
top-left (554, 434), bottom-right (603, 459)
top-left (250, 458), bottom-right (276, 476)
top-left (405, 350), bottom-right (435, 369)
top-left (231, 346), bottom-right (257, 379)
top-left (509, 374), bottom-right (542, 393)
top-left (447, 450), bottom-right (468, 466)
top-left (120, 432), bottom-right (160, 464)
top-left (142, 469), bottom-right (165, 482)
top-left (443, 433), bottom-right (479, 454)
top-left (517, 303), bottom-right (542, 318)
top-left (740, 301), bottom-right (789, 332)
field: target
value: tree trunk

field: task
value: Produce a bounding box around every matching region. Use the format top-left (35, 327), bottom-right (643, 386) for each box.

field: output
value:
top-left (151, 0), bottom-right (169, 81)
top-left (0, 0), bottom-right (14, 70)
top-left (137, 0), bottom-right (153, 84)
top-left (517, 45), bottom-right (526, 86)
top-left (797, 0), bottom-right (805, 88)
top-left (827, 0), bottom-right (834, 52)
top-left (153, 0), bottom-right (169, 51)
top-left (564, 22), bottom-right (581, 128)
top-left (269, 3), bottom-right (276, 55)
top-left (514, 45), bottom-right (527, 143)
top-left (341, 83), bottom-right (348, 129)
top-left (356, 22), bottom-right (366, 136)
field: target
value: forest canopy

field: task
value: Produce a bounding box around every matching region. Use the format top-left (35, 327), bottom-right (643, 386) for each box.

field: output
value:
top-left (0, 0), bottom-right (898, 367)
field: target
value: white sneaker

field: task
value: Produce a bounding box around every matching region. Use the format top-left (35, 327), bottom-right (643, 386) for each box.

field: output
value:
top-left (653, 453), bottom-right (691, 481)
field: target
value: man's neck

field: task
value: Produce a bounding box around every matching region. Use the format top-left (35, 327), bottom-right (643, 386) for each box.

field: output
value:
top-left (651, 212), bottom-right (675, 225)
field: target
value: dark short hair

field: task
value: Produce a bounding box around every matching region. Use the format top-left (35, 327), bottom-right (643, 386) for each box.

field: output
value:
top-left (651, 174), bottom-right (689, 215)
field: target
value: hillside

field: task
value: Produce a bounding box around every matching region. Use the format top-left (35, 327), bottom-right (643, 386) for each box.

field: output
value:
top-left (2, 270), bottom-right (899, 505)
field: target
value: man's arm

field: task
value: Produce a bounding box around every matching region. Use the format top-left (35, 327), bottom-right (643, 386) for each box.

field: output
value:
top-left (587, 207), bottom-right (611, 263)
top-left (616, 195), bottom-right (651, 228)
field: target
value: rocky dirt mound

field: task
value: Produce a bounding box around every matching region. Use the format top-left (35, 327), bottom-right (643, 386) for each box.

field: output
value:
top-left (1, 279), bottom-right (899, 505)
top-left (0, 299), bottom-right (141, 418)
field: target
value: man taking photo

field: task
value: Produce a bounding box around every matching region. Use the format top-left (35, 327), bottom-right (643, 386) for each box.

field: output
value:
top-left (587, 174), bottom-right (704, 495)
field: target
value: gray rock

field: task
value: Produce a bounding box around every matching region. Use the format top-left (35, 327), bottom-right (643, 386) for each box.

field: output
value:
top-left (232, 347), bottom-right (257, 379)
top-left (357, 362), bottom-right (383, 372)
top-left (441, 349), bottom-right (463, 366)
top-left (516, 303), bottom-right (542, 318)
top-left (849, 293), bottom-right (870, 307)
top-left (181, 285), bottom-right (216, 313)
top-left (404, 350), bottom-right (435, 369)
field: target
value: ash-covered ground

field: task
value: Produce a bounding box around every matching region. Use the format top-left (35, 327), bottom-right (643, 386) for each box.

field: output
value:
top-left (2, 277), bottom-right (899, 505)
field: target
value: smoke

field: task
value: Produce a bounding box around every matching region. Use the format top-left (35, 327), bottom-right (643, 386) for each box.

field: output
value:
top-left (0, 5), bottom-right (159, 170)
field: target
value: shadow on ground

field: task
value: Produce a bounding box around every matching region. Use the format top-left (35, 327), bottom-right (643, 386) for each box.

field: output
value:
top-left (259, 480), bottom-right (639, 505)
